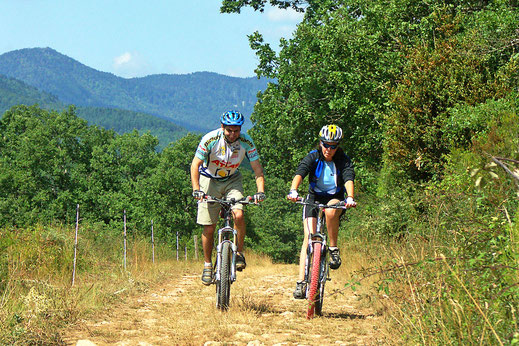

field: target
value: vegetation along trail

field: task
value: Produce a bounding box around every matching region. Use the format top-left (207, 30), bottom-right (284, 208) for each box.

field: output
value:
top-left (64, 254), bottom-right (385, 345)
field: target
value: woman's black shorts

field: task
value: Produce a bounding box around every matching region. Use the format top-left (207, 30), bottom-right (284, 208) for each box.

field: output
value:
top-left (303, 192), bottom-right (345, 219)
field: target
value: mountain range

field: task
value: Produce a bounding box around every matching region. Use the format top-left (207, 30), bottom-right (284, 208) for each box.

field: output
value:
top-left (0, 47), bottom-right (270, 142)
top-left (0, 73), bottom-right (187, 150)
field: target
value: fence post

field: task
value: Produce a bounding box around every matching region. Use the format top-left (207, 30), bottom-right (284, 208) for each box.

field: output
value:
top-left (176, 231), bottom-right (179, 261)
top-left (123, 210), bottom-right (127, 270)
top-left (194, 235), bottom-right (198, 260)
top-left (71, 204), bottom-right (79, 286)
top-left (151, 220), bottom-right (155, 264)
top-left (185, 246), bottom-right (187, 261)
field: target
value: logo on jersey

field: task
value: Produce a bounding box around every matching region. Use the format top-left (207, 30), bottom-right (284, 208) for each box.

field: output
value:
top-left (211, 159), bottom-right (240, 169)
top-left (219, 145), bottom-right (226, 156)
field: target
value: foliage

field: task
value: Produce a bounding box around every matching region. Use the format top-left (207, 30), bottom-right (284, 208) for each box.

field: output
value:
top-left (243, 172), bottom-right (303, 262)
top-left (381, 3), bottom-right (518, 184)
top-left (145, 133), bottom-right (202, 243)
top-left (0, 74), bottom-right (61, 111)
top-left (76, 107), bottom-right (187, 151)
top-left (0, 105), bottom-right (197, 242)
top-left (220, 0), bottom-right (307, 13)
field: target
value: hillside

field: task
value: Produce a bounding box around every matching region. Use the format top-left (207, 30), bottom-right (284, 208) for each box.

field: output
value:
top-left (0, 74), bottom-right (186, 150)
top-left (0, 74), bottom-right (62, 111)
top-left (75, 107), bottom-right (188, 150)
top-left (0, 48), bottom-right (270, 132)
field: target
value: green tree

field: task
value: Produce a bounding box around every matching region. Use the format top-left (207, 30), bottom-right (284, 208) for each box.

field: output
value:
top-left (87, 130), bottom-right (159, 229)
top-left (381, 3), bottom-right (519, 186)
top-left (0, 105), bottom-right (91, 225)
top-left (220, 0), bottom-right (307, 13)
top-left (146, 133), bottom-right (201, 242)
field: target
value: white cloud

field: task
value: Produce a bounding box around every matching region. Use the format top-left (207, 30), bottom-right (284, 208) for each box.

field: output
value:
top-left (114, 52), bottom-right (132, 66)
top-left (112, 51), bottom-right (151, 78)
top-left (267, 7), bottom-right (304, 22)
top-left (226, 67), bottom-right (255, 78)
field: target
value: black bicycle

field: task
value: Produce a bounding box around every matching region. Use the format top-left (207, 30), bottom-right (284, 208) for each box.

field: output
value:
top-left (295, 198), bottom-right (348, 318)
top-left (203, 195), bottom-right (255, 310)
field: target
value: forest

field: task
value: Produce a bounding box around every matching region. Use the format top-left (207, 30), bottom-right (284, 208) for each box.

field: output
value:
top-left (1, 0), bottom-right (518, 343)
top-left (0, 48), bottom-right (270, 132)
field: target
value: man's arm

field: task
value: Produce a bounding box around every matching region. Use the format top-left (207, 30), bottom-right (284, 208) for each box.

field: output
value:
top-left (191, 156), bottom-right (204, 191)
top-left (250, 160), bottom-right (265, 193)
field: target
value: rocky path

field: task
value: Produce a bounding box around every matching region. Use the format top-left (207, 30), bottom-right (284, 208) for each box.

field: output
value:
top-left (64, 261), bottom-right (386, 345)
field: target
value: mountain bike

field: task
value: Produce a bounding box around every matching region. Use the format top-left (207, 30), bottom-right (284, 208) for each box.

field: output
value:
top-left (203, 195), bottom-right (255, 310)
top-left (295, 198), bottom-right (348, 319)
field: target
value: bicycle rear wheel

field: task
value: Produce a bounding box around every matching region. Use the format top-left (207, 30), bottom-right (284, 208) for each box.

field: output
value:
top-left (306, 242), bottom-right (322, 319)
top-left (216, 242), bottom-right (232, 310)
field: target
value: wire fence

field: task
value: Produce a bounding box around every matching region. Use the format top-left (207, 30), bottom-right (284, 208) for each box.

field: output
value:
top-left (70, 205), bottom-right (201, 287)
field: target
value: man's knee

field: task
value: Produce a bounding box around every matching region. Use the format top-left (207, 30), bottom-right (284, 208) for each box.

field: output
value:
top-left (233, 209), bottom-right (244, 221)
top-left (203, 224), bottom-right (216, 235)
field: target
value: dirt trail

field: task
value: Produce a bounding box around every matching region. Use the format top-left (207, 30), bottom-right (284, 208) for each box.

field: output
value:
top-left (64, 260), bottom-right (386, 345)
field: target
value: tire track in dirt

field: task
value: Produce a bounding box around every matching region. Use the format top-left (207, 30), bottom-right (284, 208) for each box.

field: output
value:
top-left (65, 261), bottom-right (386, 345)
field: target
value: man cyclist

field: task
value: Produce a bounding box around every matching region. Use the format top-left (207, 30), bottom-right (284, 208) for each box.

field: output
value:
top-left (191, 110), bottom-right (265, 286)
top-left (287, 124), bottom-right (356, 299)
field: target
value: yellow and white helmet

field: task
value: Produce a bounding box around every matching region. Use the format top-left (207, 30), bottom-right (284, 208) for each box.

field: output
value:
top-left (319, 124), bottom-right (343, 142)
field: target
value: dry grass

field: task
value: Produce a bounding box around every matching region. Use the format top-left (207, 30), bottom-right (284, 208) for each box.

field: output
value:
top-left (1, 225), bottom-right (392, 344)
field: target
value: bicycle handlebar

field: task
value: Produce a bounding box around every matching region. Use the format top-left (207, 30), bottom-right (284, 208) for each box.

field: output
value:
top-left (202, 195), bottom-right (257, 205)
top-left (294, 197), bottom-right (349, 209)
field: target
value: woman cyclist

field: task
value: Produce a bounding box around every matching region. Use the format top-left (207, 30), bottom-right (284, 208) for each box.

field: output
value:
top-left (287, 124), bottom-right (356, 299)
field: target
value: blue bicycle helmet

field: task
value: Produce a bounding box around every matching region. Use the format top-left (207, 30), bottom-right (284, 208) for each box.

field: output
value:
top-left (220, 111), bottom-right (245, 126)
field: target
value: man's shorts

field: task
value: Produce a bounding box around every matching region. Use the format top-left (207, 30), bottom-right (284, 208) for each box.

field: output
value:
top-left (197, 171), bottom-right (244, 225)
top-left (303, 191), bottom-right (345, 219)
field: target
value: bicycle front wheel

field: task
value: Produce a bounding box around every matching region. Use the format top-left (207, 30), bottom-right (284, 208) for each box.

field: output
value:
top-left (306, 242), bottom-right (322, 319)
top-left (315, 250), bottom-right (328, 316)
top-left (216, 242), bottom-right (232, 310)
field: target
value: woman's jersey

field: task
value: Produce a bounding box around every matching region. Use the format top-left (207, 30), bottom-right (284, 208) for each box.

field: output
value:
top-left (195, 128), bottom-right (259, 180)
top-left (294, 148), bottom-right (355, 196)
top-left (314, 160), bottom-right (338, 194)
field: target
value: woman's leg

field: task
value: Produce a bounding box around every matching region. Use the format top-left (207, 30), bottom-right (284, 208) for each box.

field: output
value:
top-left (324, 199), bottom-right (342, 247)
top-left (298, 217), bottom-right (316, 281)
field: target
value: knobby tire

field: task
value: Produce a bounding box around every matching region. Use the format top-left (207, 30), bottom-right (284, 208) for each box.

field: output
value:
top-left (307, 242), bottom-right (322, 319)
top-left (315, 249), bottom-right (327, 316)
top-left (217, 242), bottom-right (232, 310)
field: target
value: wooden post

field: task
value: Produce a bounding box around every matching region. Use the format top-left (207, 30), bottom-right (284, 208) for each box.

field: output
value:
top-left (71, 204), bottom-right (79, 286)
top-left (176, 231), bottom-right (179, 261)
top-left (193, 235), bottom-right (198, 260)
top-left (123, 210), bottom-right (127, 270)
top-left (185, 246), bottom-right (187, 261)
top-left (151, 220), bottom-right (155, 264)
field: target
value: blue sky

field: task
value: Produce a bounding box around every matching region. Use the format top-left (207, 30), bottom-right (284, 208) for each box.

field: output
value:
top-left (0, 1), bottom-right (303, 78)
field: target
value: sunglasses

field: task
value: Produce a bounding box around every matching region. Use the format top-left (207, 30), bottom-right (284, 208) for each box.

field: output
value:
top-left (322, 142), bottom-right (338, 149)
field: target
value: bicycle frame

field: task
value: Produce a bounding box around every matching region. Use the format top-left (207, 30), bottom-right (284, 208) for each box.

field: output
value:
top-left (296, 198), bottom-right (347, 317)
top-left (202, 195), bottom-right (254, 310)
top-left (304, 207), bottom-right (330, 290)
top-left (214, 203), bottom-right (238, 284)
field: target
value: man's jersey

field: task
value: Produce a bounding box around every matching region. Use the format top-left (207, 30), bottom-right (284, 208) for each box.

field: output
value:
top-left (195, 128), bottom-right (259, 180)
